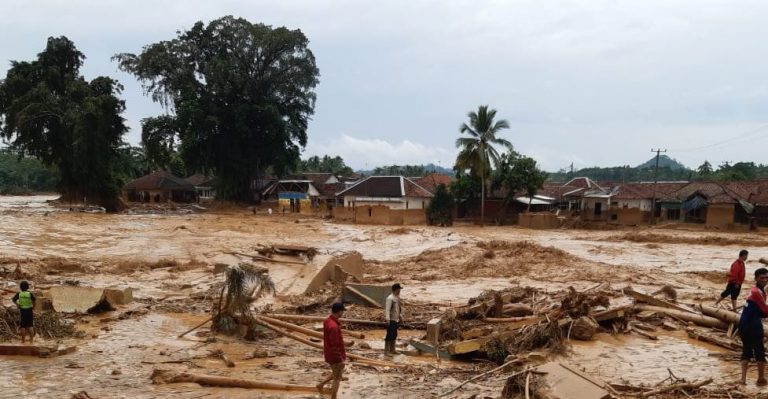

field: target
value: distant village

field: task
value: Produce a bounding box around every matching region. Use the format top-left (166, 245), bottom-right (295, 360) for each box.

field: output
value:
top-left (122, 169), bottom-right (768, 229)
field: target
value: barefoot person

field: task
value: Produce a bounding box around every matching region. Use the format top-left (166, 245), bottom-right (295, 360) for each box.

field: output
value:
top-left (384, 283), bottom-right (402, 356)
top-left (716, 250), bottom-right (748, 311)
top-left (12, 281), bottom-right (36, 343)
top-left (739, 267), bottom-right (768, 386)
top-left (317, 302), bottom-right (346, 398)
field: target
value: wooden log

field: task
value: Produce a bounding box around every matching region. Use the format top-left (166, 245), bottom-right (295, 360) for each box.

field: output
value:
top-left (634, 304), bottom-right (729, 330)
top-left (686, 327), bottom-right (741, 351)
top-left (150, 369), bottom-right (327, 393)
top-left (253, 317), bottom-right (404, 368)
top-left (625, 287), bottom-right (694, 313)
top-left (638, 378), bottom-right (712, 398)
top-left (483, 316), bottom-right (543, 325)
top-left (592, 306), bottom-right (630, 322)
top-left (501, 303), bottom-right (533, 317)
top-left (345, 285), bottom-right (383, 308)
top-left (258, 316), bottom-right (354, 347)
top-left (696, 304), bottom-right (740, 324)
top-left (631, 327), bottom-right (658, 340)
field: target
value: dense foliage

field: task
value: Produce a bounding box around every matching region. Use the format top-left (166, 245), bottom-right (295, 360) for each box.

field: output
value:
top-left (426, 184), bottom-right (454, 226)
top-left (0, 150), bottom-right (58, 194)
top-left (492, 152), bottom-right (548, 210)
top-left (297, 155), bottom-right (353, 175)
top-left (115, 16), bottom-right (320, 200)
top-left (0, 37), bottom-right (128, 210)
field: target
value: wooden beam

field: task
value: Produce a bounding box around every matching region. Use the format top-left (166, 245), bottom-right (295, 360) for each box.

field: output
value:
top-left (258, 316), bottom-right (354, 347)
top-left (265, 313), bottom-right (390, 327)
top-left (592, 306), bottom-right (630, 322)
top-left (634, 304), bottom-right (729, 330)
top-left (151, 369), bottom-right (328, 393)
top-left (624, 288), bottom-right (694, 313)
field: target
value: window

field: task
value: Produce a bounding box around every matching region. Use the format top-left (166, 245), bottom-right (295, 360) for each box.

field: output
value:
top-left (594, 202), bottom-right (602, 216)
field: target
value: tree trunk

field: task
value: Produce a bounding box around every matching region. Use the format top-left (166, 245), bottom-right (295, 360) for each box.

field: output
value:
top-left (151, 369), bottom-right (327, 393)
top-left (480, 162), bottom-right (485, 227)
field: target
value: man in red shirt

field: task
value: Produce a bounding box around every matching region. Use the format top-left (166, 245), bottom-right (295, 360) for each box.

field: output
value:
top-left (716, 249), bottom-right (749, 311)
top-left (317, 302), bottom-right (346, 398)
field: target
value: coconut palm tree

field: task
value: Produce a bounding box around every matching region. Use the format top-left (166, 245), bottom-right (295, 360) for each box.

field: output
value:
top-left (455, 105), bottom-right (512, 225)
top-left (213, 263), bottom-right (275, 333)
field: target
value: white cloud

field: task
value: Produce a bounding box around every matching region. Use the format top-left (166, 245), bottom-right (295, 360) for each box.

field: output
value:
top-left (304, 134), bottom-right (455, 170)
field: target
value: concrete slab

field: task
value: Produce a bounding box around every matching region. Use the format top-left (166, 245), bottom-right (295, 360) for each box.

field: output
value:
top-left (50, 286), bottom-right (115, 313)
top-left (305, 252), bottom-right (363, 293)
top-left (534, 362), bottom-right (610, 399)
top-left (341, 284), bottom-right (390, 307)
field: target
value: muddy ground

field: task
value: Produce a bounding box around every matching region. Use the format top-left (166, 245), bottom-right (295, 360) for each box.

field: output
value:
top-left (1, 195), bottom-right (768, 398)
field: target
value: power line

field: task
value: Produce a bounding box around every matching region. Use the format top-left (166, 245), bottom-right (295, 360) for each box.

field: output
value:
top-left (669, 124), bottom-right (768, 153)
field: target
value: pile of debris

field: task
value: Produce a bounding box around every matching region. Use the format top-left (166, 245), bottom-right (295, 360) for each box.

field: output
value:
top-left (0, 307), bottom-right (82, 341)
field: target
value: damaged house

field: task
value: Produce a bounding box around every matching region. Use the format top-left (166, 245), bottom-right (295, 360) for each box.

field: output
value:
top-left (333, 176), bottom-right (433, 225)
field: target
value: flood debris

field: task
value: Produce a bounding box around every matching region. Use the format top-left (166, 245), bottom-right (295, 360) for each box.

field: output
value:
top-left (150, 369), bottom-right (329, 393)
top-left (0, 307), bottom-right (82, 341)
top-left (49, 286), bottom-right (132, 314)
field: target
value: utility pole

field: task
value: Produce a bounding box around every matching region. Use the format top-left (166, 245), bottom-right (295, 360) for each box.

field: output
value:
top-left (650, 148), bottom-right (667, 225)
top-left (569, 162), bottom-right (574, 177)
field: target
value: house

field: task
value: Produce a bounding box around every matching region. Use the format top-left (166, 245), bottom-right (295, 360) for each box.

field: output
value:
top-left (262, 180), bottom-right (320, 213)
top-left (336, 176), bottom-right (434, 209)
top-left (749, 181), bottom-right (768, 227)
top-left (412, 173), bottom-right (454, 195)
top-left (290, 172), bottom-right (341, 185)
top-left (665, 181), bottom-right (755, 227)
top-left (609, 182), bottom-right (688, 224)
top-left (185, 174), bottom-right (216, 202)
top-left (123, 171), bottom-right (196, 203)
top-left (333, 176), bottom-right (434, 225)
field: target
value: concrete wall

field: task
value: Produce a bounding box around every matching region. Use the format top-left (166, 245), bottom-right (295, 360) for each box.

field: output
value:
top-left (611, 207), bottom-right (643, 225)
top-left (354, 205), bottom-right (392, 224)
top-left (333, 206), bottom-right (355, 221)
top-left (616, 199), bottom-right (652, 211)
top-left (401, 209), bottom-right (427, 225)
top-left (706, 203), bottom-right (735, 227)
top-left (518, 213), bottom-right (559, 229)
top-left (406, 197), bottom-right (429, 210)
top-left (582, 198), bottom-right (610, 221)
top-left (388, 209), bottom-right (404, 225)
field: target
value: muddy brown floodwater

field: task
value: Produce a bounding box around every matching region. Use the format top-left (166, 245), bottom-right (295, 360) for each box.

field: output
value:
top-left (1, 195), bottom-right (768, 398)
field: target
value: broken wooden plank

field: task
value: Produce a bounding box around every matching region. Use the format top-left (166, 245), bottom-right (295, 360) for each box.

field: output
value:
top-left (624, 287), bottom-right (694, 313)
top-left (407, 339), bottom-right (452, 359)
top-left (592, 306), bottom-right (630, 322)
top-left (426, 318), bottom-right (442, 344)
top-left (686, 327), bottom-right (741, 351)
top-left (631, 327), bottom-right (658, 340)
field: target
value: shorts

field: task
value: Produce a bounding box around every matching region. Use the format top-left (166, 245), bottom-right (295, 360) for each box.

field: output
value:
top-left (19, 308), bottom-right (34, 328)
top-left (329, 362), bottom-right (345, 378)
top-left (740, 327), bottom-right (766, 362)
top-left (721, 282), bottom-right (741, 300)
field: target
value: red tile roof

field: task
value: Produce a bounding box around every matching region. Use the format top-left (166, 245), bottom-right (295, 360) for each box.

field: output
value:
top-left (413, 173), bottom-right (453, 194)
top-left (124, 171), bottom-right (194, 191)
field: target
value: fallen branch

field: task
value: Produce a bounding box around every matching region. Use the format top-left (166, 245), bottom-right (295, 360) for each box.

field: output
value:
top-left (151, 369), bottom-right (326, 393)
top-left (178, 316), bottom-right (214, 338)
top-left (638, 378), bottom-right (713, 398)
top-left (438, 361), bottom-right (532, 397)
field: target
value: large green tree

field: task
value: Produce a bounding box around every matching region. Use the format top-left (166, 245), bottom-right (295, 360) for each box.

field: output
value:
top-left (298, 155), bottom-right (353, 175)
top-left (454, 105), bottom-right (512, 225)
top-left (115, 16), bottom-right (320, 200)
top-left (492, 152), bottom-right (548, 212)
top-left (0, 37), bottom-right (128, 210)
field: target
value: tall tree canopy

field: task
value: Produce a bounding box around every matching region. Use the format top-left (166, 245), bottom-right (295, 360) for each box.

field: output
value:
top-left (454, 105), bottom-right (512, 225)
top-left (0, 37), bottom-right (128, 210)
top-left (115, 16), bottom-right (320, 200)
top-left (298, 155), bottom-right (353, 175)
top-left (492, 152), bottom-right (548, 212)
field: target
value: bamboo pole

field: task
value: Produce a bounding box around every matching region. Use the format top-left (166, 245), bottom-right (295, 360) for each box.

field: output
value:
top-left (266, 313), bottom-right (390, 327)
top-left (253, 317), bottom-right (404, 368)
top-left (634, 304), bottom-right (729, 330)
top-left (258, 316), bottom-right (354, 347)
top-left (151, 369), bottom-right (327, 393)
top-left (260, 315), bottom-right (365, 338)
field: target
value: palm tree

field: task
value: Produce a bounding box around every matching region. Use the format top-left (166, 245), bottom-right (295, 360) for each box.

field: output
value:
top-left (213, 263), bottom-right (275, 333)
top-left (455, 105), bottom-right (512, 225)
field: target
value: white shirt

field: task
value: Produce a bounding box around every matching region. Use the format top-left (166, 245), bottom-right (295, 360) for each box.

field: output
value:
top-left (385, 293), bottom-right (401, 322)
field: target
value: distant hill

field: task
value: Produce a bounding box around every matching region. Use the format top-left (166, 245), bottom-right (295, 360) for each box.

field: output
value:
top-left (356, 163), bottom-right (453, 176)
top-left (636, 155), bottom-right (688, 170)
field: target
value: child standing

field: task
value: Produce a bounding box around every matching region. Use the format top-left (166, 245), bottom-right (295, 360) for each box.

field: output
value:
top-left (12, 281), bottom-right (36, 343)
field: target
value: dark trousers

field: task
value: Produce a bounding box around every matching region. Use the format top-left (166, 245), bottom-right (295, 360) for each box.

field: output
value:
top-left (385, 321), bottom-right (399, 341)
top-left (741, 326), bottom-right (766, 362)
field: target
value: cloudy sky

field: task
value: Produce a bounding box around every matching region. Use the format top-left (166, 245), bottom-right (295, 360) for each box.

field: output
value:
top-left (2, 0), bottom-right (768, 171)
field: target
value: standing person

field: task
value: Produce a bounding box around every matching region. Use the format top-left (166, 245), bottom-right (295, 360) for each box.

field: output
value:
top-left (716, 249), bottom-right (749, 311)
top-left (739, 267), bottom-right (768, 386)
top-left (317, 302), bottom-right (346, 399)
top-left (384, 283), bottom-right (403, 356)
top-left (12, 281), bottom-right (36, 343)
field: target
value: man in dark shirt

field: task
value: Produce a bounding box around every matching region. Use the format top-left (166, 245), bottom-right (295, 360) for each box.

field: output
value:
top-left (12, 280), bottom-right (36, 343)
top-left (317, 302), bottom-right (346, 398)
top-left (739, 267), bottom-right (768, 386)
top-left (716, 249), bottom-right (748, 311)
